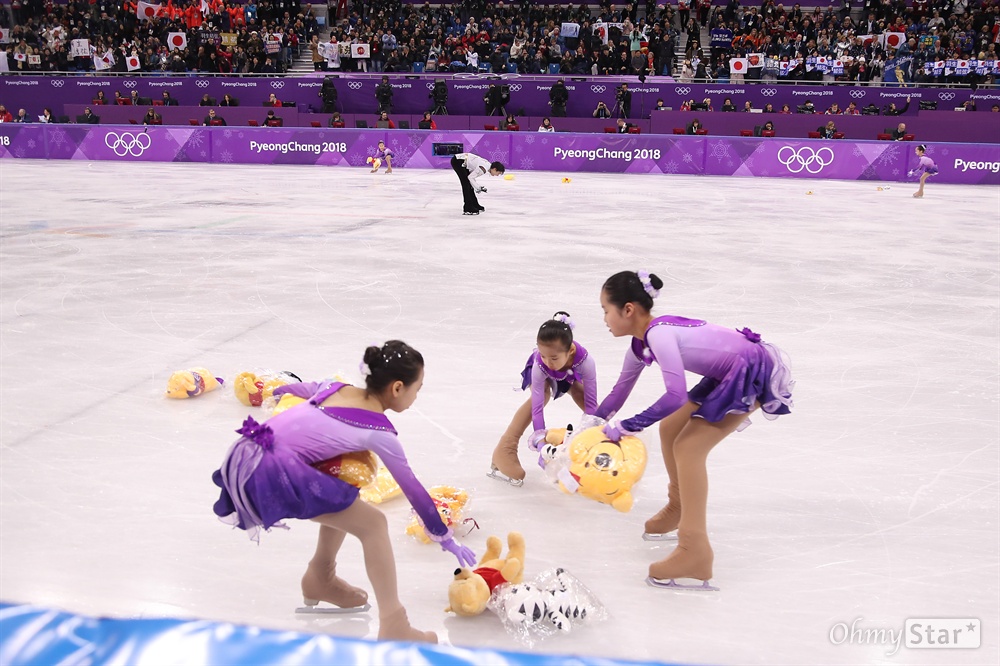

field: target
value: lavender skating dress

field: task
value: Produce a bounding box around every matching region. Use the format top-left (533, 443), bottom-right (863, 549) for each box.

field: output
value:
top-left (519, 342), bottom-right (599, 431)
top-left (595, 316), bottom-right (794, 431)
top-left (212, 381), bottom-right (449, 542)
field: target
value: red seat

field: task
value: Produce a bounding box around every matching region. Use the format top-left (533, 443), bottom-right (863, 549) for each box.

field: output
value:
top-left (673, 128), bottom-right (685, 135)
top-left (152, 100), bottom-right (164, 106)
top-left (695, 128), bottom-right (708, 135)
top-left (761, 130), bottom-right (775, 137)
top-left (248, 120), bottom-right (259, 126)
top-left (903, 134), bottom-right (915, 141)
top-left (310, 121), bottom-right (321, 127)
top-left (128, 119), bottom-right (138, 124)
top-left (332, 121), bottom-right (345, 128)
top-left (117, 99), bottom-right (132, 106)
top-left (876, 133), bottom-right (892, 140)
top-left (833, 132), bottom-right (845, 139)
top-left (627, 126), bottom-right (640, 134)
top-left (152, 119), bottom-right (162, 125)
top-left (739, 129), bottom-right (753, 137)
top-left (484, 124), bottom-right (497, 131)
top-left (506, 124), bottom-right (520, 131)
top-left (603, 127), bottom-right (616, 133)
top-left (807, 131), bottom-right (822, 138)
top-left (91, 99), bottom-right (106, 105)
top-left (189, 119), bottom-right (199, 126)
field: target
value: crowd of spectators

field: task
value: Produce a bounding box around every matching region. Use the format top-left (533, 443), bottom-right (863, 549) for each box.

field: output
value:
top-left (0, 0), bottom-right (997, 87)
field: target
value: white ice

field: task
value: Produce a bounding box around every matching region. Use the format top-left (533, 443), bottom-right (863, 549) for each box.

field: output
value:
top-left (1, 160), bottom-right (998, 666)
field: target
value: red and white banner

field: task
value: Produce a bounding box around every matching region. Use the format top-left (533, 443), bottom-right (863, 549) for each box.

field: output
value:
top-left (0, 28), bottom-right (10, 44)
top-left (747, 53), bottom-right (764, 68)
top-left (859, 34), bottom-right (875, 47)
top-left (352, 43), bottom-right (370, 59)
top-left (880, 32), bottom-right (906, 49)
top-left (126, 54), bottom-right (142, 71)
top-left (13, 51), bottom-right (26, 62)
top-left (729, 57), bottom-right (747, 74)
top-left (167, 32), bottom-right (188, 50)
top-left (136, 1), bottom-right (163, 21)
top-left (201, 0), bottom-right (210, 15)
top-left (93, 50), bottom-right (115, 71)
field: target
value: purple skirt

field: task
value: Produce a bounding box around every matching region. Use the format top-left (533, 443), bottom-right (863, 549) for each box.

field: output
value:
top-left (687, 341), bottom-right (794, 424)
top-left (212, 438), bottom-right (360, 534)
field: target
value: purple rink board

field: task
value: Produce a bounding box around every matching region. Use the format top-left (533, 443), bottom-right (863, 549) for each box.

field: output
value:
top-left (4, 74), bottom-right (1000, 120)
top-left (1, 124), bottom-right (998, 185)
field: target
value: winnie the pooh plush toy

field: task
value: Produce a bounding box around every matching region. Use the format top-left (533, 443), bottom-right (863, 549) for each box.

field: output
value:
top-left (555, 426), bottom-right (646, 513)
top-left (233, 370), bottom-right (299, 407)
top-left (405, 485), bottom-right (471, 543)
top-left (165, 368), bottom-right (224, 399)
top-left (446, 532), bottom-right (526, 616)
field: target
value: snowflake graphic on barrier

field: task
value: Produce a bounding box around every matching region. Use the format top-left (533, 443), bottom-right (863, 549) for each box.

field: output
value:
top-left (875, 143), bottom-right (902, 167)
top-left (48, 130), bottom-right (66, 147)
top-left (514, 144), bottom-right (524, 154)
top-left (892, 168), bottom-right (900, 176)
top-left (662, 160), bottom-right (680, 174)
top-left (519, 156), bottom-right (535, 170)
top-left (199, 150), bottom-right (207, 158)
top-left (489, 148), bottom-right (506, 163)
top-left (223, 130), bottom-right (234, 139)
top-left (707, 141), bottom-right (730, 162)
top-left (13, 147), bottom-right (24, 158)
top-left (852, 146), bottom-right (864, 158)
top-left (27, 139), bottom-right (35, 149)
top-left (682, 152), bottom-right (694, 163)
top-left (540, 137), bottom-right (549, 145)
top-left (219, 150), bottom-right (233, 163)
top-left (186, 131), bottom-right (205, 149)
top-left (349, 153), bottom-right (369, 166)
top-left (744, 156), bottom-right (755, 169)
top-left (524, 134), bottom-right (535, 144)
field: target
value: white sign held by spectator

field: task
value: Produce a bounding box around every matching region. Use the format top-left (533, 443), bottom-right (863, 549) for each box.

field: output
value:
top-left (71, 39), bottom-right (91, 58)
top-left (560, 22), bottom-right (580, 38)
top-left (0, 28), bottom-right (10, 44)
top-left (352, 43), bottom-right (370, 59)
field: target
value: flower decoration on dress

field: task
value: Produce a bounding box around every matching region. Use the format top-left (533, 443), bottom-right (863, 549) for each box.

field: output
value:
top-left (235, 416), bottom-right (274, 451)
top-left (637, 270), bottom-right (660, 298)
top-left (738, 327), bottom-right (762, 343)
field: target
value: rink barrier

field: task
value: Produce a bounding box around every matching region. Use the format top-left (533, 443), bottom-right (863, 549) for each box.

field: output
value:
top-left (1, 124), bottom-right (998, 185)
top-left (0, 602), bottom-right (678, 666)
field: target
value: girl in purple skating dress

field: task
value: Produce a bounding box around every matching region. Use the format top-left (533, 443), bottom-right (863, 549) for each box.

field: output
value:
top-left (595, 271), bottom-right (794, 589)
top-left (909, 144), bottom-right (939, 198)
top-left (489, 312), bottom-right (599, 486)
top-left (212, 341), bottom-right (475, 643)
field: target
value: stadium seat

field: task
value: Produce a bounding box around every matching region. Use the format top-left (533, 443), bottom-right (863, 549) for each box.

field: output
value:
top-left (117, 99), bottom-right (132, 105)
top-left (739, 129), bottom-right (753, 137)
top-left (833, 132), bottom-right (845, 139)
top-left (807, 131), bottom-right (822, 138)
top-left (152, 100), bottom-right (163, 106)
top-left (412, 62), bottom-right (425, 73)
top-left (484, 124), bottom-right (497, 131)
top-left (91, 99), bottom-right (106, 105)
top-left (310, 121), bottom-right (321, 127)
top-left (479, 63), bottom-right (492, 73)
top-left (506, 124), bottom-right (520, 131)
top-left (903, 134), bottom-right (915, 141)
top-left (399, 120), bottom-right (410, 129)
top-left (189, 119), bottom-right (199, 125)
top-left (356, 120), bottom-right (368, 128)
top-left (58, 115), bottom-right (70, 124)
top-left (673, 128), bottom-right (685, 134)
top-left (877, 133), bottom-right (892, 140)
top-left (604, 127), bottom-right (616, 133)
top-left (761, 130), bottom-right (775, 137)
top-left (627, 126), bottom-right (640, 134)
top-left (332, 121), bottom-right (345, 128)
top-left (547, 63), bottom-right (560, 74)
top-left (506, 62), bottom-right (518, 73)
top-left (248, 120), bottom-right (259, 126)
top-left (695, 128), bottom-right (708, 135)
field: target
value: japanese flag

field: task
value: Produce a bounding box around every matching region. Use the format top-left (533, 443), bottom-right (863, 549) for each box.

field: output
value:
top-left (201, 0), bottom-right (210, 15)
top-left (127, 54), bottom-right (142, 71)
top-left (136, 1), bottom-right (163, 21)
top-left (13, 51), bottom-right (26, 62)
top-left (817, 56), bottom-right (827, 66)
top-left (0, 28), bottom-right (10, 44)
top-left (859, 34), bottom-right (875, 47)
top-left (93, 50), bottom-right (114, 71)
top-left (167, 32), bottom-right (188, 51)
top-left (352, 42), bottom-right (370, 58)
top-left (881, 32), bottom-right (905, 49)
top-left (729, 57), bottom-right (748, 73)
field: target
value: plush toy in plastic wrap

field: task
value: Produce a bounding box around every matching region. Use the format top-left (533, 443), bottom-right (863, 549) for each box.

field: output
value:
top-left (359, 460), bottom-right (403, 504)
top-left (312, 451), bottom-right (378, 488)
top-left (405, 485), bottom-right (475, 543)
top-left (541, 425), bottom-right (647, 513)
top-left (165, 368), bottom-right (224, 399)
top-left (445, 532), bottom-right (525, 616)
top-left (487, 568), bottom-right (607, 644)
top-left (233, 370), bottom-right (301, 408)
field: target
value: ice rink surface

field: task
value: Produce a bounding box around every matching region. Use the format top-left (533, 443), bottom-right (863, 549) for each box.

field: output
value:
top-left (1, 160), bottom-right (998, 665)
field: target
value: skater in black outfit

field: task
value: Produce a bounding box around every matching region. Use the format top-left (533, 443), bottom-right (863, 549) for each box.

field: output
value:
top-left (450, 152), bottom-right (505, 214)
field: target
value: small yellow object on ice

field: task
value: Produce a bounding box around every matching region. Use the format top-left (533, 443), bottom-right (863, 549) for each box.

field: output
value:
top-left (503, 174), bottom-right (514, 180)
top-left (366, 156), bottom-right (373, 164)
top-left (806, 190), bottom-right (813, 195)
top-left (562, 177), bottom-right (572, 183)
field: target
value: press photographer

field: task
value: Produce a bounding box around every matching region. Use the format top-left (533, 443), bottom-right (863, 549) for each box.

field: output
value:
top-left (375, 75), bottom-right (394, 114)
top-left (484, 83), bottom-right (510, 117)
top-left (549, 79), bottom-right (569, 117)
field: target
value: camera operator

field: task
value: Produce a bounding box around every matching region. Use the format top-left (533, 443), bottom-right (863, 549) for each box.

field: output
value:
top-left (320, 76), bottom-right (339, 114)
top-left (484, 83), bottom-right (510, 116)
top-left (593, 100), bottom-right (611, 118)
top-left (375, 75), bottom-right (394, 114)
top-left (430, 79), bottom-right (449, 115)
top-left (549, 78), bottom-right (569, 117)
top-left (614, 83), bottom-right (632, 118)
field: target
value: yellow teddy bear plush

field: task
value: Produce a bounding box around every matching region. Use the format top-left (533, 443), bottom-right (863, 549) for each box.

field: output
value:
top-left (165, 368), bottom-right (223, 399)
top-left (557, 426), bottom-right (647, 513)
top-left (405, 485), bottom-right (470, 543)
top-left (445, 532), bottom-right (526, 616)
top-left (234, 371), bottom-right (298, 407)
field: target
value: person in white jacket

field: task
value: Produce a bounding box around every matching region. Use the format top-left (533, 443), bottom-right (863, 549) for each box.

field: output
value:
top-left (450, 152), bottom-right (505, 215)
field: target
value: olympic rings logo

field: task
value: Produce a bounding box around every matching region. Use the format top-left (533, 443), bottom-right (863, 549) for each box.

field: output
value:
top-left (123, 80), bottom-right (137, 88)
top-left (271, 80), bottom-right (285, 89)
top-left (427, 82), bottom-right (435, 90)
top-left (348, 81), bottom-right (364, 89)
top-left (591, 85), bottom-right (607, 93)
top-left (674, 86), bottom-right (691, 95)
top-left (105, 131), bottom-right (152, 157)
top-left (508, 84), bottom-right (522, 91)
top-left (195, 79), bottom-right (210, 88)
top-left (777, 146), bottom-right (834, 174)
top-left (938, 92), bottom-right (956, 101)
top-left (761, 88), bottom-right (777, 96)
top-left (849, 89), bottom-right (867, 98)
top-left (50, 79), bottom-right (65, 87)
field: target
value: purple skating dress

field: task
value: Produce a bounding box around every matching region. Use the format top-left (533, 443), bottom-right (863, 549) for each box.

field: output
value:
top-left (519, 342), bottom-right (599, 431)
top-left (212, 381), bottom-right (449, 542)
top-left (595, 316), bottom-right (794, 431)
top-left (913, 155), bottom-right (939, 176)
